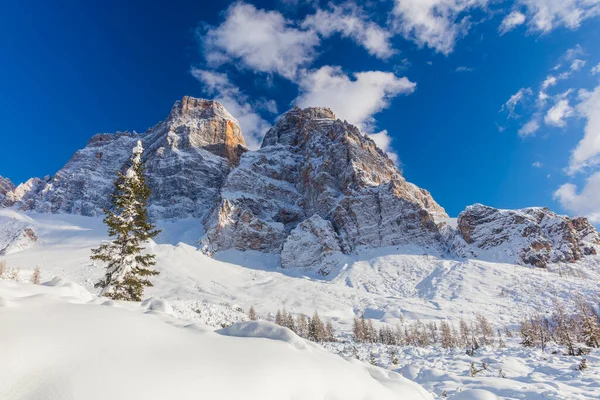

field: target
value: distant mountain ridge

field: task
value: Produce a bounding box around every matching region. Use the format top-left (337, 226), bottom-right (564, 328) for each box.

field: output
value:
top-left (1, 97), bottom-right (598, 270)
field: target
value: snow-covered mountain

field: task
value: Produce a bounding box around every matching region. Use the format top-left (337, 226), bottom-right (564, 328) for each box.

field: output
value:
top-left (1, 97), bottom-right (599, 271)
top-left (201, 106), bottom-right (448, 265)
top-left (452, 204), bottom-right (600, 267)
top-left (2, 97), bottom-right (246, 219)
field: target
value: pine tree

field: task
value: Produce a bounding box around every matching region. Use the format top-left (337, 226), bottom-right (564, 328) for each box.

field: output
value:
top-left (31, 266), bottom-right (41, 284)
top-left (248, 305), bottom-right (257, 321)
top-left (91, 141), bottom-right (160, 301)
top-left (308, 310), bottom-right (326, 342)
top-left (296, 314), bottom-right (309, 338)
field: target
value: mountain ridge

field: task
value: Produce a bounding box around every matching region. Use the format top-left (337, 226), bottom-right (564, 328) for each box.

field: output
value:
top-left (1, 96), bottom-right (598, 270)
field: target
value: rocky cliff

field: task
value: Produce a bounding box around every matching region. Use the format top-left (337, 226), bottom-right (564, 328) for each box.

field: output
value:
top-left (201, 106), bottom-right (448, 261)
top-left (452, 204), bottom-right (600, 267)
top-left (0, 176), bottom-right (15, 205)
top-left (3, 97), bottom-right (246, 219)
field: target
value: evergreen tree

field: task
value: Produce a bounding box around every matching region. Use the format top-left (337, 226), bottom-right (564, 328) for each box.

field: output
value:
top-left (91, 141), bottom-right (160, 301)
top-left (248, 305), bottom-right (257, 321)
top-left (308, 310), bottom-right (326, 342)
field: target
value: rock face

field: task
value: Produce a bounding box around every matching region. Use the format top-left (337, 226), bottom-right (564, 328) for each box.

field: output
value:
top-left (453, 204), bottom-right (600, 267)
top-left (0, 177), bottom-right (15, 205)
top-left (0, 214), bottom-right (38, 255)
top-left (201, 106), bottom-right (448, 259)
top-left (281, 215), bottom-right (345, 276)
top-left (3, 97), bottom-right (246, 219)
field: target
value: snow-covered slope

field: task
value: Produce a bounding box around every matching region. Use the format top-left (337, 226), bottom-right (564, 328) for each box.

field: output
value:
top-left (0, 278), bottom-right (431, 400)
top-left (2, 211), bottom-right (600, 399)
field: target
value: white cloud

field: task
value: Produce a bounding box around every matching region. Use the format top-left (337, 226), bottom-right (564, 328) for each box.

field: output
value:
top-left (295, 66), bottom-right (416, 161)
top-left (191, 69), bottom-right (271, 150)
top-left (369, 130), bottom-right (399, 164)
top-left (201, 2), bottom-right (319, 80)
top-left (295, 66), bottom-right (416, 130)
top-left (568, 84), bottom-right (600, 173)
top-left (455, 66), bottom-right (474, 72)
top-left (570, 59), bottom-right (586, 71)
top-left (532, 161), bottom-right (542, 168)
top-left (390, 0), bottom-right (488, 55)
top-left (554, 171), bottom-right (600, 222)
top-left (544, 99), bottom-right (574, 127)
top-left (519, 117), bottom-right (541, 137)
top-left (302, 4), bottom-right (396, 59)
top-left (502, 87), bottom-right (532, 117)
top-left (541, 75), bottom-right (558, 90)
top-left (592, 63), bottom-right (600, 75)
top-left (499, 11), bottom-right (526, 34)
top-left (518, 0), bottom-right (600, 33)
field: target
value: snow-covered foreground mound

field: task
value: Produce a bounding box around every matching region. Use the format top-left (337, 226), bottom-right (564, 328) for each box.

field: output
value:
top-left (0, 279), bottom-right (431, 400)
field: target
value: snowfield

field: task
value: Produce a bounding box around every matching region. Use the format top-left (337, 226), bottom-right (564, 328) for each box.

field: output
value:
top-left (0, 279), bottom-right (431, 400)
top-left (1, 210), bottom-right (600, 399)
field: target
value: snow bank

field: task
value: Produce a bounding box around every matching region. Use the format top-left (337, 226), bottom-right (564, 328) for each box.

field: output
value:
top-left (0, 280), bottom-right (432, 400)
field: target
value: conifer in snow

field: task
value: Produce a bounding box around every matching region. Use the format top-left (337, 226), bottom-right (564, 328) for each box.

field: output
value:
top-left (91, 141), bottom-right (160, 301)
top-left (248, 305), bottom-right (257, 321)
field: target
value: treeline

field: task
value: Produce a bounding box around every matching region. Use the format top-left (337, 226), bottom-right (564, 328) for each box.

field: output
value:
top-left (268, 307), bottom-right (336, 342)
top-left (353, 313), bottom-right (503, 354)
top-left (520, 296), bottom-right (600, 355)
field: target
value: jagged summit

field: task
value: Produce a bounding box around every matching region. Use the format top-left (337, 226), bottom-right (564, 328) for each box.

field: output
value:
top-left (2, 96), bottom-right (246, 218)
top-left (201, 104), bottom-right (448, 264)
top-left (452, 203), bottom-right (600, 267)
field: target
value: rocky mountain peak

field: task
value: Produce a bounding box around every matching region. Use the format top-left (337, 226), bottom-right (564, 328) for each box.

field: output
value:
top-left (452, 203), bottom-right (600, 267)
top-left (201, 106), bottom-right (448, 261)
top-left (0, 176), bottom-right (15, 202)
top-left (146, 97), bottom-right (246, 165)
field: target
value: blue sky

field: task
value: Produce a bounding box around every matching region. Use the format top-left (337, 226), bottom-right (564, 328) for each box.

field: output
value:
top-left (2, 0), bottom-right (600, 221)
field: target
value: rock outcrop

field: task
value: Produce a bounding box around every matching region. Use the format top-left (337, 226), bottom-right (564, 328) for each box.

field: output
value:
top-left (0, 213), bottom-right (38, 255)
top-left (452, 204), bottom-right (600, 267)
top-left (0, 176), bottom-right (15, 205)
top-left (4, 97), bottom-right (247, 219)
top-left (281, 215), bottom-right (345, 276)
top-left (201, 106), bottom-right (448, 259)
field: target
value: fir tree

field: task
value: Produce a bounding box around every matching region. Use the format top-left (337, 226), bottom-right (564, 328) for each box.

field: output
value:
top-left (91, 140), bottom-right (160, 301)
top-left (248, 305), bottom-right (257, 321)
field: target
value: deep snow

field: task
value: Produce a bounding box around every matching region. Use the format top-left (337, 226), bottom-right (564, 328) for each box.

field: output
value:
top-left (1, 210), bottom-right (600, 399)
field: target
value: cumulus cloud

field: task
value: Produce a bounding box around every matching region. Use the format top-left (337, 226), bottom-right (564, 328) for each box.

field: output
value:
top-left (390, 0), bottom-right (488, 55)
top-left (517, 0), bottom-right (600, 33)
top-left (295, 66), bottom-right (416, 161)
top-left (201, 2), bottom-right (319, 80)
top-left (191, 68), bottom-right (271, 149)
top-left (295, 66), bottom-right (416, 129)
top-left (570, 59), bottom-right (586, 71)
top-left (302, 4), bottom-right (396, 59)
top-left (532, 161), bottom-right (542, 168)
top-left (544, 99), bottom-right (574, 127)
top-left (499, 11), bottom-right (526, 34)
top-left (592, 63), bottom-right (600, 75)
top-left (518, 117), bottom-right (541, 137)
top-left (568, 84), bottom-right (600, 173)
top-left (554, 171), bottom-right (600, 222)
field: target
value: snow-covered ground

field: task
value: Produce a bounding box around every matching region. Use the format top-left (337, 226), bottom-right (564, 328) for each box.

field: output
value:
top-left (0, 279), bottom-right (431, 400)
top-left (1, 210), bottom-right (600, 399)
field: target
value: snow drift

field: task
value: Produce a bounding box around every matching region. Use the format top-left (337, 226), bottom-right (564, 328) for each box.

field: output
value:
top-left (0, 279), bottom-right (432, 400)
